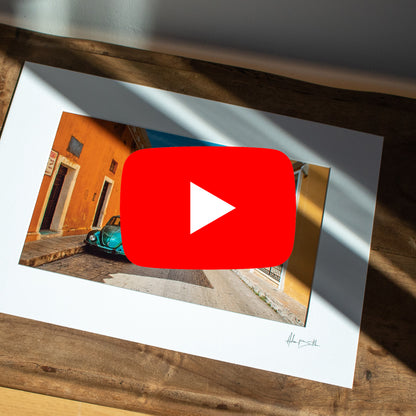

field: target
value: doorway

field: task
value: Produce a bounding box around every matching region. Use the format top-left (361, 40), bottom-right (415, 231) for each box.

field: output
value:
top-left (40, 164), bottom-right (68, 230)
top-left (37, 157), bottom-right (80, 236)
top-left (92, 179), bottom-right (113, 228)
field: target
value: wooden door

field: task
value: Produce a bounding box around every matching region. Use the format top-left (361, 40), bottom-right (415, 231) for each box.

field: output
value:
top-left (93, 181), bottom-right (110, 227)
top-left (40, 164), bottom-right (68, 230)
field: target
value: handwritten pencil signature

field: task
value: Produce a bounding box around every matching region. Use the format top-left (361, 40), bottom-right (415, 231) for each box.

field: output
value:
top-left (286, 332), bottom-right (319, 349)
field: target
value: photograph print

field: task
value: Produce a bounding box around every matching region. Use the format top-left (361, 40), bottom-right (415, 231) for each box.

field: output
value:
top-left (19, 112), bottom-right (330, 327)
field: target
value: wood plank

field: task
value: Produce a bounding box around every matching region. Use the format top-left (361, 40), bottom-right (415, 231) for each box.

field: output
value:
top-left (0, 387), bottom-right (151, 416)
top-left (0, 23), bottom-right (415, 415)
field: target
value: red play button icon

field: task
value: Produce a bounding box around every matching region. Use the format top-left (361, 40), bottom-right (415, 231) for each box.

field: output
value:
top-left (121, 146), bottom-right (296, 269)
top-left (190, 182), bottom-right (235, 234)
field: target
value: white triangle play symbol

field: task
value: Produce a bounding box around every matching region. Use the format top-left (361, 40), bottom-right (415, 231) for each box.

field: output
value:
top-left (190, 182), bottom-right (235, 234)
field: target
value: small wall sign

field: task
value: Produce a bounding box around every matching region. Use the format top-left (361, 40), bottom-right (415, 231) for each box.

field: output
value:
top-left (45, 149), bottom-right (58, 176)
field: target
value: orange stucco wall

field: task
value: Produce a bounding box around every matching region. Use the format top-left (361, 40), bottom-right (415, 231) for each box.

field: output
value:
top-left (283, 165), bottom-right (330, 307)
top-left (26, 112), bottom-right (141, 241)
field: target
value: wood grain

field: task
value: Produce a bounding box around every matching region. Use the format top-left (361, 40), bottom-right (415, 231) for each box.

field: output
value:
top-left (0, 387), bottom-right (151, 416)
top-left (0, 23), bottom-right (415, 415)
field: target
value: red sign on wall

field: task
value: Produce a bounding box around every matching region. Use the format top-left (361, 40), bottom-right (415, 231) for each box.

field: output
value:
top-left (45, 149), bottom-right (58, 176)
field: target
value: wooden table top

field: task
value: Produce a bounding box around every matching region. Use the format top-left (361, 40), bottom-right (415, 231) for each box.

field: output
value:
top-left (0, 24), bottom-right (415, 416)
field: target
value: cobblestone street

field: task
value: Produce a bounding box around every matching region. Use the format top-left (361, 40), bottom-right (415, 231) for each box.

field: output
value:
top-left (38, 251), bottom-right (212, 287)
top-left (37, 251), bottom-right (291, 323)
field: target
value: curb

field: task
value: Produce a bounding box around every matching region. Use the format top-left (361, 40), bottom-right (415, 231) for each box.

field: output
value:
top-left (19, 245), bottom-right (86, 268)
top-left (232, 269), bottom-right (304, 326)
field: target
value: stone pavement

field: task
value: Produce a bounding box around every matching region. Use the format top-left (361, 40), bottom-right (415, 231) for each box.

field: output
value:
top-left (19, 234), bottom-right (87, 267)
top-left (104, 269), bottom-right (292, 323)
top-left (233, 269), bottom-right (307, 326)
top-left (18, 234), bottom-right (307, 326)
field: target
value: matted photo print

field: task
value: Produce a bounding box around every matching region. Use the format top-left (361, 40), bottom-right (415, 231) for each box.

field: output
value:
top-left (0, 62), bottom-right (383, 388)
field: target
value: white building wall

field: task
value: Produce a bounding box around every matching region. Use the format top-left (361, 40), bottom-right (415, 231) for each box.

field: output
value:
top-left (0, 0), bottom-right (415, 98)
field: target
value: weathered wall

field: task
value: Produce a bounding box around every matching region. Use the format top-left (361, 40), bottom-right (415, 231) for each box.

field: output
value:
top-left (26, 112), bottom-right (139, 241)
top-left (283, 165), bottom-right (330, 307)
